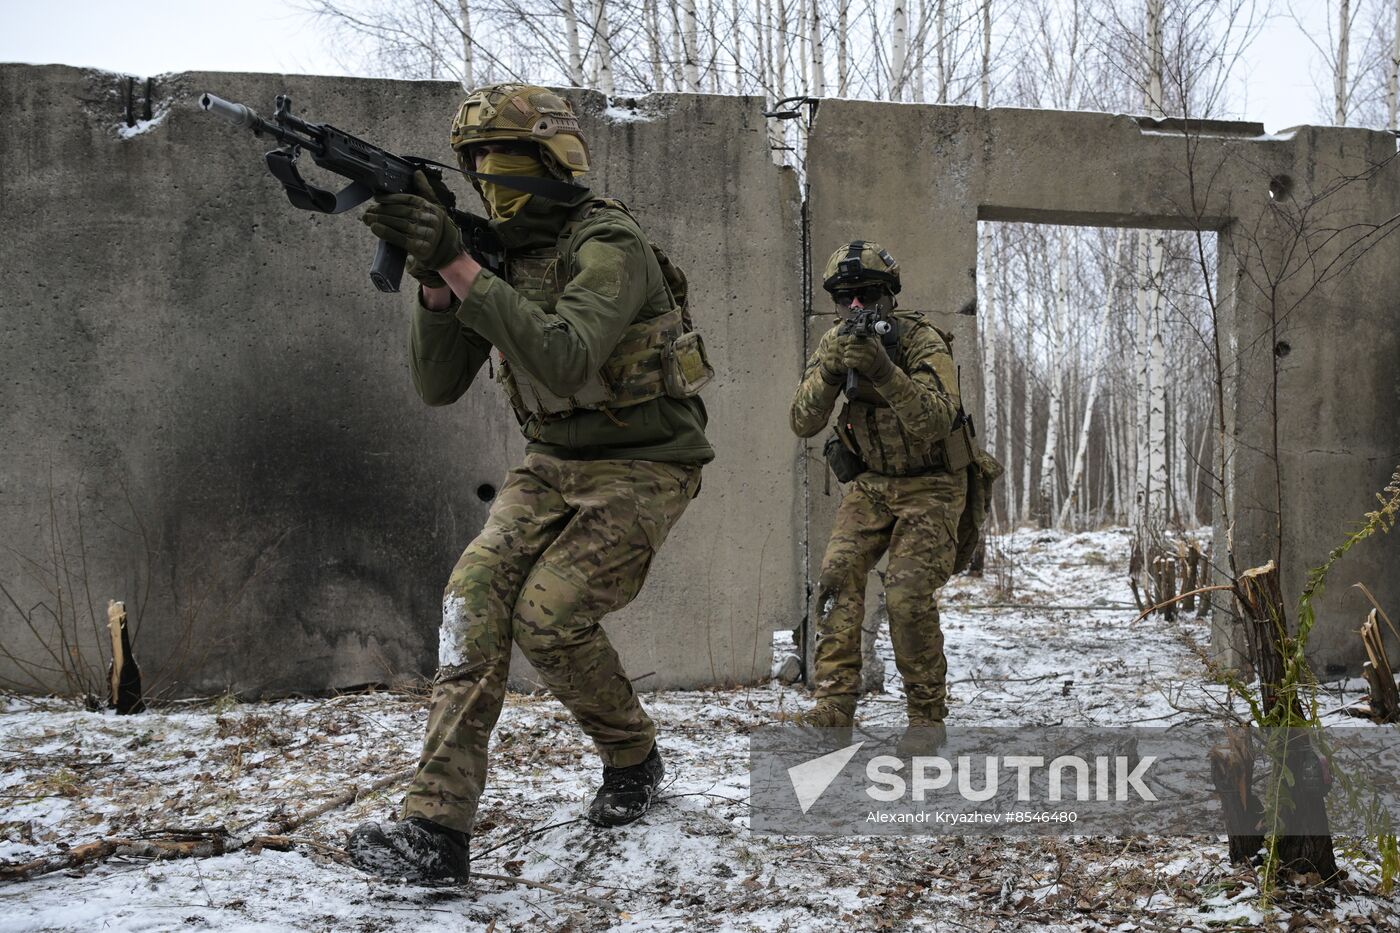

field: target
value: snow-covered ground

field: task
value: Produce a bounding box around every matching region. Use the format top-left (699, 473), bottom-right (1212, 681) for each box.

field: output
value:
top-left (1, 528), bottom-right (1394, 931)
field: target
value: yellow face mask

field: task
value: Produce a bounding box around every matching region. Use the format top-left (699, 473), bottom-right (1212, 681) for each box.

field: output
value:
top-left (475, 151), bottom-right (550, 220)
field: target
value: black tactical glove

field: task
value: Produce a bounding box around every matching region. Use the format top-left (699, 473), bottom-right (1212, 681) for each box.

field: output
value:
top-left (839, 333), bottom-right (895, 385)
top-left (362, 170), bottom-right (463, 289)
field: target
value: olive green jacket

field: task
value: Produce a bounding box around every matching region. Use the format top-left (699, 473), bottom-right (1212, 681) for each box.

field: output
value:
top-left (791, 310), bottom-right (961, 468)
top-left (408, 193), bottom-right (714, 465)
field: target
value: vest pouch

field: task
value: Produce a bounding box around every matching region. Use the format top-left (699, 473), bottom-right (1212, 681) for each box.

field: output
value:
top-left (953, 447), bottom-right (1005, 574)
top-left (823, 432), bottom-right (867, 484)
top-left (503, 356), bottom-right (614, 420)
top-left (942, 421), bottom-right (975, 473)
top-left (495, 357), bottom-right (530, 425)
top-left (661, 330), bottom-right (714, 398)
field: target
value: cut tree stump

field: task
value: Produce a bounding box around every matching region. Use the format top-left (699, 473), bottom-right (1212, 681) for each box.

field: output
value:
top-left (1183, 542), bottom-right (1201, 614)
top-left (1209, 728), bottom-right (1264, 865)
top-left (1235, 562), bottom-right (1296, 718)
top-left (1361, 610), bottom-right (1400, 723)
top-left (1226, 561), bottom-right (1340, 883)
top-left (106, 600), bottom-right (144, 715)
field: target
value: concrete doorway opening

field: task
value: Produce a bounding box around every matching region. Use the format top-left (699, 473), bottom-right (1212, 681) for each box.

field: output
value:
top-left (975, 220), bottom-right (1220, 538)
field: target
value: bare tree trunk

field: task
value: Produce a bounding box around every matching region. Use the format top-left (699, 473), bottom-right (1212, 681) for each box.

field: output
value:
top-left (777, 0), bottom-right (788, 97)
top-left (798, 0), bottom-right (809, 93)
top-left (980, 0), bottom-right (992, 107)
top-left (1037, 233), bottom-right (1069, 526)
top-left (1389, 0), bottom-right (1400, 130)
top-left (759, 0), bottom-right (771, 92)
top-left (765, 0), bottom-right (785, 151)
top-left (647, 0), bottom-right (665, 90)
top-left (683, 0), bottom-right (701, 91)
top-left (707, 0), bottom-right (722, 92)
top-left (732, 0), bottom-right (744, 94)
top-left (1001, 338), bottom-right (1016, 524)
top-left (1145, 0), bottom-right (1163, 113)
top-left (1135, 5), bottom-right (1169, 572)
top-left (563, 0), bottom-right (586, 86)
top-left (981, 229), bottom-right (999, 468)
top-left (1137, 229), bottom-right (1169, 567)
top-left (837, 0), bottom-right (849, 95)
top-left (913, 0), bottom-right (927, 103)
top-left (1336, 0), bottom-right (1352, 125)
top-left (671, 1), bottom-right (686, 90)
top-left (892, 1), bottom-right (908, 101)
top-left (458, 0), bottom-right (475, 89)
top-left (936, 0), bottom-right (948, 102)
top-left (1020, 326), bottom-right (1035, 523)
top-left (595, 0), bottom-right (614, 94)
top-left (809, 0), bottom-right (825, 96)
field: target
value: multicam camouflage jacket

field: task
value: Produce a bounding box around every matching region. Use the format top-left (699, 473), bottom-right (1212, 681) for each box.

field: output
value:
top-left (791, 310), bottom-right (963, 476)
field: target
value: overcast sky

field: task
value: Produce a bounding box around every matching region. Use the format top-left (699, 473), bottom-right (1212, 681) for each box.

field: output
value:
top-left (0, 0), bottom-right (1335, 134)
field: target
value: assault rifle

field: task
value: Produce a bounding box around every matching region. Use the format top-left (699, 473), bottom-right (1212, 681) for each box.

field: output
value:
top-left (839, 307), bottom-right (893, 399)
top-left (199, 92), bottom-right (585, 293)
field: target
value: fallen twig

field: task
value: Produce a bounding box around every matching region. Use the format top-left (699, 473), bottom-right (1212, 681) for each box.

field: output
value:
top-left (270, 767), bottom-right (414, 835)
top-left (474, 870), bottom-right (621, 913)
top-left (1132, 584), bottom-right (1235, 623)
top-left (476, 817), bottom-right (588, 857)
top-left (1, 768), bottom-right (416, 883)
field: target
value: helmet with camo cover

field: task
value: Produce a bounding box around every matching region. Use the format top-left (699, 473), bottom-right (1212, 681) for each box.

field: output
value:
top-left (821, 240), bottom-right (901, 295)
top-left (450, 83), bottom-right (590, 178)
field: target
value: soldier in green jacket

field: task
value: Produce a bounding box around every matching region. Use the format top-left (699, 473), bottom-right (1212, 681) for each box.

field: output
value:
top-left (346, 84), bottom-right (714, 883)
top-left (790, 241), bottom-right (970, 736)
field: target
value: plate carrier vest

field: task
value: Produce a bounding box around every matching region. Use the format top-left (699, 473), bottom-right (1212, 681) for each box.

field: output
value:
top-left (494, 198), bottom-right (712, 423)
top-left (835, 315), bottom-right (974, 476)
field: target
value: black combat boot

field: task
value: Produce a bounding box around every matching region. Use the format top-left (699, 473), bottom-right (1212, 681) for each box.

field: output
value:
top-left (587, 745), bottom-right (665, 827)
top-left (346, 816), bottom-right (469, 883)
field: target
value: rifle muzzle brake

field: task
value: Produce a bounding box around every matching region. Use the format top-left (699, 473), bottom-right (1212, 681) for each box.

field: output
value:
top-left (199, 93), bottom-right (261, 129)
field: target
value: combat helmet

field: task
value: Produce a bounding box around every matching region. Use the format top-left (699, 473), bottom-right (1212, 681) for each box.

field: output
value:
top-left (450, 83), bottom-right (590, 178)
top-left (821, 240), bottom-right (901, 296)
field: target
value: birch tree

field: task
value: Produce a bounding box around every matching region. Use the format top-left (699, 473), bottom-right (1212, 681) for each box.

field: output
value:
top-left (594, 0), bottom-right (615, 94)
top-left (1337, 0), bottom-right (1353, 123)
top-left (980, 0), bottom-right (992, 107)
top-left (683, 0), bottom-right (701, 91)
top-left (1036, 233), bottom-right (1069, 526)
top-left (1390, 0), bottom-right (1400, 129)
top-left (810, 0), bottom-right (826, 97)
top-left (562, 0), bottom-right (586, 85)
top-left (892, 1), bottom-right (909, 100)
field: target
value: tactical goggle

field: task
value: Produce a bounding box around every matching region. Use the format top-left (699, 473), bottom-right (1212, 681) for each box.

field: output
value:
top-left (831, 285), bottom-right (886, 307)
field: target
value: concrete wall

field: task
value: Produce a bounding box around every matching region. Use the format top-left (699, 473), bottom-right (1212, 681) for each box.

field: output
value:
top-left (3, 65), bottom-right (1396, 696)
top-left (807, 100), bottom-right (1400, 675)
top-left (0, 65), bottom-right (803, 695)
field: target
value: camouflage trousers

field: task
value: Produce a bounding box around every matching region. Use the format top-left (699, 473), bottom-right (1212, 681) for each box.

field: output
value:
top-left (813, 469), bottom-right (967, 722)
top-left (402, 452), bottom-right (700, 834)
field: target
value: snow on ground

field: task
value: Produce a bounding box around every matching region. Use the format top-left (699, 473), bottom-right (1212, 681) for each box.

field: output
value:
top-left (1, 528), bottom-right (1394, 931)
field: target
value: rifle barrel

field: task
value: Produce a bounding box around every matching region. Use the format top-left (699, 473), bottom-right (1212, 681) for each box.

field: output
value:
top-left (199, 93), bottom-right (262, 129)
